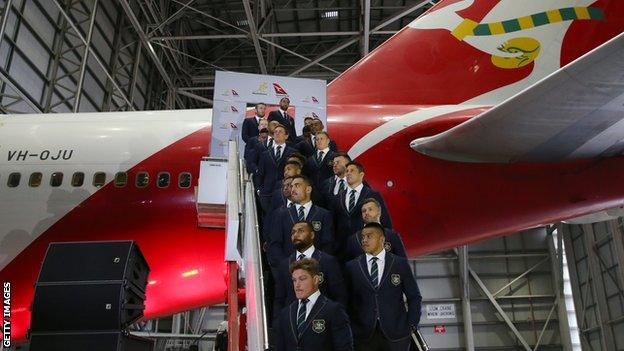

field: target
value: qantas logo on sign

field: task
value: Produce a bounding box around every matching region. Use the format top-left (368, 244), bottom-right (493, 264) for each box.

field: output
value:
top-left (273, 83), bottom-right (288, 96)
top-left (231, 106), bottom-right (239, 113)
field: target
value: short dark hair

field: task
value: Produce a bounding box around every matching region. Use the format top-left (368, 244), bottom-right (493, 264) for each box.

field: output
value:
top-left (347, 161), bottom-right (365, 173)
top-left (283, 175), bottom-right (295, 182)
top-left (361, 197), bottom-right (381, 209)
top-left (312, 118), bottom-right (324, 125)
top-left (255, 102), bottom-right (266, 108)
top-left (316, 131), bottom-right (330, 139)
top-left (280, 97), bottom-right (290, 103)
top-left (292, 174), bottom-right (312, 187)
top-left (289, 257), bottom-right (320, 276)
top-left (285, 160), bottom-right (302, 169)
top-left (274, 124), bottom-right (289, 135)
top-left (302, 125), bottom-right (312, 134)
top-left (288, 152), bottom-right (306, 165)
top-left (259, 128), bottom-right (269, 134)
top-left (332, 152), bottom-right (351, 162)
top-left (304, 116), bottom-right (314, 121)
top-left (294, 220), bottom-right (314, 233)
top-left (362, 222), bottom-right (385, 236)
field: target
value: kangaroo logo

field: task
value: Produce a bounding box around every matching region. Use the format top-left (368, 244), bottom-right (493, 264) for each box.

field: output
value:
top-left (410, 0), bottom-right (603, 69)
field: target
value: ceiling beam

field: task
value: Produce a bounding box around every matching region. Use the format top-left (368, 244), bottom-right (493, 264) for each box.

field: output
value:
top-left (241, 0), bottom-right (267, 73)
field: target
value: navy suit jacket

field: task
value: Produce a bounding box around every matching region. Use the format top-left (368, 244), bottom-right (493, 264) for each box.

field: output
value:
top-left (241, 116), bottom-right (260, 143)
top-left (257, 145), bottom-right (296, 196)
top-left (275, 295), bottom-right (353, 351)
top-left (296, 138), bottom-right (338, 158)
top-left (268, 110), bottom-right (297, 142)
top-left (344, 228), bottom-right (407, 262)
top-left (268, 203), bottom-right (335, 267)
top-left (331, 185), bottom-right (392, 256)
top-left (274, 250), bottom-right (347, 320)
top-left (304, 150), bottom-right (335, 191)
top-left (344, 253), bottom-right (422, 341)
top-left (243, 136), bottom-right (264, 183)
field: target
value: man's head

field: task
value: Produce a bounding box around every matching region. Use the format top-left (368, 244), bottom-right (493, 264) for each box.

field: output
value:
top-left (361, 222), bottom-right (385, 255)
top-left (302, 125), bottom-right (312, 138)
top-left (290, 258), bottom-right (321, 300)
top-left (268, 120), bottom-right (280, 135)
top-left (258, 128), bottom-right (269, 142)
top-left (258, 118), bottom-right (269, 131)
top-left (290, 175), bottom-right (312, 204)
top-left (279, 97), bottom-right (290, 111)
top-left (282, 176), bottom-right (294, 199)
top-left (288, 153), bottom-right (306, 168)
top-left (273, 124), bottom-right (288, 144)
top-left (332, 152), bottom-right (351, 177)
top-left (315, 131), bottom-right (330, 151)
top-left (361, 198), bottom-right (382, 224)
top-left (345, 161), bottom-right (365, 186)
top-left (255, 103), bottom-right (266, 117)
top-left (283, 160), bottom-right (302, 178)
top-left (291, 221), bottom-right (315, 251)
top-left (311, 118), bottom-right (324, 134)
top-left (304, 116), bottom-right (314, 127)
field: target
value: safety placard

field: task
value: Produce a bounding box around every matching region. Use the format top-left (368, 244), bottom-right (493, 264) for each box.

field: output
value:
top-left (426, 304), bottom-right (456, 319)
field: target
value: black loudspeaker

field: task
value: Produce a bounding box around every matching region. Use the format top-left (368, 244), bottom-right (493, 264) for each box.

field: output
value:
top-left (29, 331), bottom-right (154, 351)
top-left (30, 241), bottom-right (150, 334)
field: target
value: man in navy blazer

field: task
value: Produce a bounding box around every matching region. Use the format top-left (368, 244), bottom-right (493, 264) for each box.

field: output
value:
top-left (275, 258), bottom-right (353, 351)
top-left (274, 221), bottom-right (347, 320)
top-left (268, 97), bottom-right (297, 143)
top-left (268, 175), bottom-right (335, 267)
top-left (241, 102), bottom-right (266, 143)
top-left (332, 161), bottom-right (392, 258)
top-left (303, 131), bottom-right (335, 191)
top-left (297, 119), bottom-right (338, 158)
top-left (318, 152), bottom-right (350, 209)
top-left (257, 124), bottom-right (296, 214)
top-left (344, 222), bottom-right (421, 351)
top-left (344, 198), bottom-right (407, 262)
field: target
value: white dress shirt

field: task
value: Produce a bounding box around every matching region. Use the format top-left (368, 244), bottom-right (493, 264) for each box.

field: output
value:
top-left (311, 134), bottom-right (316, 147)
top-left (280, 109), bottom-right (289, 118)
top-left (365, 248), bottom-right (386, 280)
top-left (295, 245), bottom-right (315, 260)
top-left (286, 199), bottom-right (293, 208)
top-left (299, 289), bottom-right (321, 320)
top-left (345, 182), bottom-right (364, 210)
top-left (295, 201), bottom-right (313, 219)
top-left (333, 176), bottom-right (347, 195)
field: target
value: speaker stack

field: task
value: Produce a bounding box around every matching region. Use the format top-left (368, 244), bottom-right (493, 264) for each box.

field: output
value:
top-left (29, 241), bottom-right (153, 351)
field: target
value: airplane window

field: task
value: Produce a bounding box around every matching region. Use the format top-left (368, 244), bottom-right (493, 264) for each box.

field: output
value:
top-left (50, 172), bottom-right (63, 187)
top-left (157, 172), bottom-right (170, 188)
top-left (136, 172), bottom-right (149, 188)
top-left (7, 173), bottom-right (21, 188)
top-left (93, 172), bottom-right (106, 187)
top-left (72, 172), bottom-right (85, 187)
top-left (29, 172), bottom-right (43, 187)
top-left (178, 172), bottom-right (191, 188)
top-left (115, 172), bottom-right (128, 187)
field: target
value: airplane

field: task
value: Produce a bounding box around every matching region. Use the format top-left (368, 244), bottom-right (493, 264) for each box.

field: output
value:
top-left (2, 0), bottom-right (624, 344)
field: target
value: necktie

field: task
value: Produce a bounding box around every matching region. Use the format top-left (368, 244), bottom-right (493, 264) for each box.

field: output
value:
top-left (275, 145), bottom-right (282, 160)
top-left (268, 138), bottom-right (274, 149)
top-left (298, 253), bottom-right (306, 261)
top-left (338, 179), bottom-right (346, 194)
top-left (298, 205), bottom-right (305, 221)
top-left (297, 298), bottom-right (309, 334)
top-left (288, 202), bottom-right (295, 210)
top-left (316, 151), bottom-right (324, 164)
top-left (371, 257), bottom-right (379, 288)
top-left (348, 189), bottom-right (356, 212)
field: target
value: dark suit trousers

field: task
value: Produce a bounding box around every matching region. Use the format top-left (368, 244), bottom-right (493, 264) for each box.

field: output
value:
top-left (355, 325), bottom-right (410, 351)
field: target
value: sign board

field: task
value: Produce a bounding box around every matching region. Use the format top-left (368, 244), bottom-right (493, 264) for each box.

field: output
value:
top-left (426, 304), bottom-right (456, 319)
top-left (434, 325), bottom-right (447, 334)
top-left (211, 71), bottom-right (327, 158)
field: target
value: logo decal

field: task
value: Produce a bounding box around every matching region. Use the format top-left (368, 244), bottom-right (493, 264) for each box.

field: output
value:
top-left (221, 89), bottom-right (239, 97)
top-left (312, 221), bottom-right (322, 231)
top-left (391, 274), bottom-right (401, 286)
top-left (273, 83), bottom-right (288, 96)
top-left (231, 106), bottom-right (239, 113)
top-left (253, 82), bottom-right (269, 95)
top-left (230, 122), bottom-right (238, 129)
top-left (411, 2), bottom-right (604, 70)
top-left (384, 242), bottom-right (392, 251)
top-left (312, 319), bottom-right (326, 333)
top-left (318, 272), bottom-right (324, 284)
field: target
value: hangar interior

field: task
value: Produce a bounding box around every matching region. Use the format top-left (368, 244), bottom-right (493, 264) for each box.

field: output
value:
top-left (2, 0), bottom-right (624, 350)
